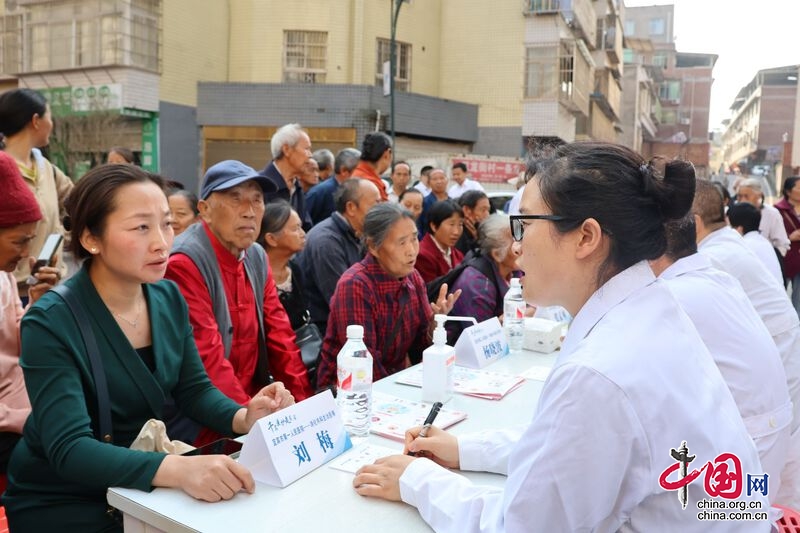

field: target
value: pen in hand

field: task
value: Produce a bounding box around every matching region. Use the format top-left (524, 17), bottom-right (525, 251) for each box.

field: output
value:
top-left (407, 401), bottom-right (443, 456)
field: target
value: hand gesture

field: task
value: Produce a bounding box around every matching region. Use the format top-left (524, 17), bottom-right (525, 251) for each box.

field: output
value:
top-left (430, 283), bottom-right (461, 315)
top-left (241, 382), bottom-right (294, 432)
top-left (403, 425), bottom-right (460, 469)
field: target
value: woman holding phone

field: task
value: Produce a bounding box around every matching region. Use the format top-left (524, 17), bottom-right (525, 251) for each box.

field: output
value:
top-left (3, 164), bottom-right (294, 532)
top-left (353, 143), bottom-right (770, 532)
top-left (0, 152), bottom-right (59, 482)
top-left (0, 88), bottom-right (73, 301)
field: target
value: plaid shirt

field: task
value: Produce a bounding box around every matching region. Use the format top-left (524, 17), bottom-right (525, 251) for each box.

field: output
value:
top-left (316, 255), bottom-right (433, 390)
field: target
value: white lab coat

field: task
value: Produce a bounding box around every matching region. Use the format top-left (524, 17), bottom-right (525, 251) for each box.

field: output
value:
top-left (698, 227), bottom-right (800, 427)
top-left (741, 232), bottom-right (783, 286)
top-left (699, 226), bottom-right (800, 508)
top-left (660, 253), bottom-right (792, 500)
top-left (760, 204), bottom-right (790, 255)
top-left (399, 262), bottom-right (770, 532)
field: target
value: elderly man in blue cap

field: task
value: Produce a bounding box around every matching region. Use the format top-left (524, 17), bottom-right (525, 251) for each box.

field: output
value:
top-left (165, 160), bottom-right (312, 446)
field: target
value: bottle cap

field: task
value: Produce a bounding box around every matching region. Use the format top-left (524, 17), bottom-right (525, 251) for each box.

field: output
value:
top-left (432, 314), bottom-right (447, 345)
top-left (346, 325), bottom-right (364, 339)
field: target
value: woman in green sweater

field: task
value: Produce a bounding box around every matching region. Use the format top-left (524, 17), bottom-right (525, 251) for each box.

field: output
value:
top-left (3, 164), bottom-right (294, 532)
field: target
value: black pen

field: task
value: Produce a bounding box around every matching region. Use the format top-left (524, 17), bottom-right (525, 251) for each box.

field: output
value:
top-left (407, 401), bottom-right (443, 456)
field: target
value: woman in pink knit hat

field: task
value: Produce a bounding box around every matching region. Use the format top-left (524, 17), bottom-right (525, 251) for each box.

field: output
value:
top-left (0, 150), bottom-right (58, 481)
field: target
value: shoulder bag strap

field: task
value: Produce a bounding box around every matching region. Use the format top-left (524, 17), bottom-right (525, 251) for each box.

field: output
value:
top-left (52, 285), bottom-right (113, 443)
top-left (781, 209), bottom-right (799, 233)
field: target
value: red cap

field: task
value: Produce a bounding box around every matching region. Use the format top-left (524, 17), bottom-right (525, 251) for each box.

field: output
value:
top-left (0, 151), bottom-right (42, 228)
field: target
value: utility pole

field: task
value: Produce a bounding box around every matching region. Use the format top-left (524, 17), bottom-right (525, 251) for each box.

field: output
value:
top-left (389, 0), bottom-right (404, 165)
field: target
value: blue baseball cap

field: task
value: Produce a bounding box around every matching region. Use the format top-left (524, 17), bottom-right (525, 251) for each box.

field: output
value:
top-left (200, 160), bottom-right (276, 200)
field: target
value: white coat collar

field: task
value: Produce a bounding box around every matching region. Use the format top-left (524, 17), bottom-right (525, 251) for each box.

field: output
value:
top-left (698, 226), bottom-right (741, 248)
top-left (560, 261), bottom-right (657, 357)
top-left (659, 253), bottom-right (713, 280)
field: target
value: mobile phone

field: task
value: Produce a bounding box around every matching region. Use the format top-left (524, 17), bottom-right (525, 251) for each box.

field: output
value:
top-left (26, 233), bottom-right (63, 285)
top-left (182, 438), bottom-right (244, 457)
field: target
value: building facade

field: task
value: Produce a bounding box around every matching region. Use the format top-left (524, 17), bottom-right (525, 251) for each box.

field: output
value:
top-left (1, 0), bottom-right (653, 190)
top-left (720, 65), bottom-right (798, 189)
top-left (622, 4), bottom-right (715, 177)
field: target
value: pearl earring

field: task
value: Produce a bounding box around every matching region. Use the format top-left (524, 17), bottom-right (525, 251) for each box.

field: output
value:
top-left (91, 248), bottom-right (97, 253)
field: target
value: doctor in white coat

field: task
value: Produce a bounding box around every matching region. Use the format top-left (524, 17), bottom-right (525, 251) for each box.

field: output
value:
top-left (693, 179), bottom-right (800, 509)
top-left (651, 215), bottom-right (792, 502)
top-left (353, 144), bottom-right (770, 532)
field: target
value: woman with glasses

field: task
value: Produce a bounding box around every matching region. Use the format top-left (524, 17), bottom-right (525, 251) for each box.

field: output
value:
top-left (353, 143), bottom-right (769, 532)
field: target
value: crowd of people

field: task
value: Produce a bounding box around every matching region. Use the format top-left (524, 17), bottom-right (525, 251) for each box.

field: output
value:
top-left (0, 87), bottom-right (799, 531)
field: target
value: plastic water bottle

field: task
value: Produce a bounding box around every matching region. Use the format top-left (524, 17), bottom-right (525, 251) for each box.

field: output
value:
top-left (504, 278), bottom-right (525, 354)
top-left (336, 325), bottom-right (373, 439)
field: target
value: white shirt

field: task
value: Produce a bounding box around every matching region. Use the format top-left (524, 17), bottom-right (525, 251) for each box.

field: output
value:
top-left (507, 185), bottom-right (525, 216)
top-left (447, 178), bottom-right (485, 199)
top-left (742, 231), bottom-right (783, 285)
top-left (660, 253), bottom-right (792, 498)
top-left (698, 226), bottom-right (800, 432)
top-left (413, 182), bottom-right (432, 197)
top-left (760, 204), bottom-right (790, 255)
top-left (399, 262), bottom-right (768, 532)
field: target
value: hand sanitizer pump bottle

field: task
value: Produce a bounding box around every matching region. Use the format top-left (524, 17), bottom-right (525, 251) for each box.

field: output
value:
top-left (422, 314), bottom-right (456, 403)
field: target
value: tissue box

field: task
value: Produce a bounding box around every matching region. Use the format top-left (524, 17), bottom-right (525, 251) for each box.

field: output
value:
top-left (523, 317), bottom-right (562, 353)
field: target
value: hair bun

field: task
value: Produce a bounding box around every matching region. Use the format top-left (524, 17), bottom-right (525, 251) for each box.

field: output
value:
top-left (640, 158), bottom-right (695, 221)
top-left (62, 214), bottom-right (72, 231)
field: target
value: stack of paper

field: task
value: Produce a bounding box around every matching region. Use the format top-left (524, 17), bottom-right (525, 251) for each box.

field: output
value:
top-left (395, 365), bottom-right (525, 400)
top-left (370, 392), bottom-right (468, 441)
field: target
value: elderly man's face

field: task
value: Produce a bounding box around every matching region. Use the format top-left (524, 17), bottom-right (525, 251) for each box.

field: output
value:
top-left (391, 163), bottom-right (411, 190)
top-left (300, 159), bottom-right (320, 189)
top-left (429, 170), bottom-right (448, 195)
top-left (200, 180), bottom-right (265, 256)
top-left (283, 132), bottom-right (313, 176)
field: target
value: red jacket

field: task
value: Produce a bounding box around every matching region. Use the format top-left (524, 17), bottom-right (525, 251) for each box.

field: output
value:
top-left (166, 223), bottom-right (311, 444)
top-left (415, 233), bottom-right (464, 284)
top-left (351, 161), bottom-right (388, 202)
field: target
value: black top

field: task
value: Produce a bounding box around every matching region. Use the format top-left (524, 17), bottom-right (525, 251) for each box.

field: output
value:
top-left (135, 345), bottom-right (156, 373)
top-left (278, 260), bottom-right (311, 330)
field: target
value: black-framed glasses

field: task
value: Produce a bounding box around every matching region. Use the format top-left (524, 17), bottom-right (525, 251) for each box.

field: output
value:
top-left (509, 214), bottom-right (569, 241)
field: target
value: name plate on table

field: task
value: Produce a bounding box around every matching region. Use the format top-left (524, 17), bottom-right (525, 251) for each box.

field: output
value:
top-left (455, 317), bottom-right (508, 369)
top-left (238, 389), bottom-right (352, 488)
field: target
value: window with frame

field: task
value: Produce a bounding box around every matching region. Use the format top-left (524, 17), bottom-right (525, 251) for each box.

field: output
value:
top-left (524, 45), bottom-right (558, 98)
top-left (528, 0), bottom-right (560, 13)
top-left (375, 38), bottom-right (411, 92)
top-left (658, 80), bottom-right (681, 102)
top-left (20, 0), bottom-right (160, 73)
top-left (652, 52), bottom-right (668, 68)
top-left (649, 18), bottom-right (665, 35)
top-left (283, 30), bottom-right (328, 84)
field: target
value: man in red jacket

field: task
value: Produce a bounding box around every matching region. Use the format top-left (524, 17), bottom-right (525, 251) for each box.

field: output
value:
top-left (166, 160), bottom-right (312, 446)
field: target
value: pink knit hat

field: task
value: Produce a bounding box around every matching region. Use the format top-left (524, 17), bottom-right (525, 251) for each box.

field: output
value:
top-left (0, 151), bottom-right (42, 228)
